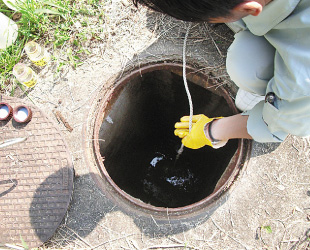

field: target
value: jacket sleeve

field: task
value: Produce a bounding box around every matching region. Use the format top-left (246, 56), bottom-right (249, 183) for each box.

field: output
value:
top-left (244, 12), bottom-right (310, 142)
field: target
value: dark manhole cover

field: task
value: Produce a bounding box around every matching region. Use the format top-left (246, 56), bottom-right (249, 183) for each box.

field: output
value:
top-left (0, 96), bottom-right (74, 248)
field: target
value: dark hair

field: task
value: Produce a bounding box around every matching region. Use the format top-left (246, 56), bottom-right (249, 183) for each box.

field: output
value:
top-left (133, 0), bottom-right (243, 22)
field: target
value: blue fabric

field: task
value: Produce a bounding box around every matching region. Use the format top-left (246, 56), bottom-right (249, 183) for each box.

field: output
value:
top-left (227, 0), bottom-right (310, 142)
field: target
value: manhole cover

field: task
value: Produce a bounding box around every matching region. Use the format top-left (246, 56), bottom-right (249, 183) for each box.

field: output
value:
top-left (0, 96), bottom-right (74, 248)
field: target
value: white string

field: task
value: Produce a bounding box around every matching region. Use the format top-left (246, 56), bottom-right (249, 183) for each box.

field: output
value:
top-left (183, 23), bottom-right (193, 132)
top-left (177, 23), bottom-right (193, 157)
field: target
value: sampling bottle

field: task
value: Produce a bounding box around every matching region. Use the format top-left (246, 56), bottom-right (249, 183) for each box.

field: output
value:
top-left (13, 63), bottom-right (38, 88)
top-left (24, 41), bottom-right (51, 67)
top-left (0, 13), bottom-right (18, 49)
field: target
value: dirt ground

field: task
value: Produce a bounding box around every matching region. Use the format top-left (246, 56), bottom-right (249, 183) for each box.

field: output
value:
top-left (6, 0), bottom-right (310, 249)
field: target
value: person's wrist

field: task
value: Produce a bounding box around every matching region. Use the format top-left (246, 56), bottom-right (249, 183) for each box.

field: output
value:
top-left (204, 118), bottom-right (228, 149)
top-left (204, 119), bottom-right (221, 143)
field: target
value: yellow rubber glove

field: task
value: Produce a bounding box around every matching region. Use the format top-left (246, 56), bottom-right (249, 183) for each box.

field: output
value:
top-left (174, 114), bottom-right (222, 149)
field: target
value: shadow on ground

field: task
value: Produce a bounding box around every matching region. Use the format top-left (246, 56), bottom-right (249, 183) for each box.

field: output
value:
top-left (60, 173), bottom-right (213, 238)
top-left (251, 141), bottom-right (281, 157)
top-left (31, 171), bottom-right (212, 248)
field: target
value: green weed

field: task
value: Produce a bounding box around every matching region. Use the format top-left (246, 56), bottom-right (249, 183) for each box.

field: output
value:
top-left (20, 234), bottom-right (29, 249)
top-left (262, 225), bottom-right (272, 234)
top-left (0, 0), bottom-right (106, 93)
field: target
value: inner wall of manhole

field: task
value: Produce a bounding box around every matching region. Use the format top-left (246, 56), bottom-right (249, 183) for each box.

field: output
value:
top-left (92, 62), bottom-right (251, 218)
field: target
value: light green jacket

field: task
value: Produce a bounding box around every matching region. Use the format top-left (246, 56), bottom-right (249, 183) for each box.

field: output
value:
top-left (233, 0), bottom-right (310, 142)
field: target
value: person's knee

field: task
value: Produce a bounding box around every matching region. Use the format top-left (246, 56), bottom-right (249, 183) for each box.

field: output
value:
top-left (227, 51), bottom-right (260, 92)
top-left (226, 31), bottom-right (275, 94)
top-left (226, 51), bottom-right (254, 91)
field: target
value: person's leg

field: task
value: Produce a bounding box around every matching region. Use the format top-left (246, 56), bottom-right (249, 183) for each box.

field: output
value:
top-left (226, 30), bottom-right (275, 110)
top-left (227, 30), bottom-right (275, 95)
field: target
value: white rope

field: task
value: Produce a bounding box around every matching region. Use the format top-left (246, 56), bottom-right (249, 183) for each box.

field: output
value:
top-left (177, 23), bottom-right (193, 157)
top-left (182, 23), bottom-right (193, 132)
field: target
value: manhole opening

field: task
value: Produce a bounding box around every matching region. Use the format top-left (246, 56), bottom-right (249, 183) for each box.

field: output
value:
top-left (94, 63), bottom-right (247, 210)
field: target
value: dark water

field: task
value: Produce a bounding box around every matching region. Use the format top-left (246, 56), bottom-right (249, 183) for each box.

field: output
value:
top-left (99, 69), bottom-right (238, 208)
top-left (142, 149), bottom-right (201, 207)
top-left (102, 136), bottom-right (237, 208)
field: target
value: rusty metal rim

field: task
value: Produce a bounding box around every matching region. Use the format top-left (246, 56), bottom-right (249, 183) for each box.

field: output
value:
top-left (92, 62), bottom-right (251, 214)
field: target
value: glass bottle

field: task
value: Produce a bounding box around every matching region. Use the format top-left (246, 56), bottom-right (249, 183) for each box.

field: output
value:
top-left (24, 41), bottom-right (51, 67)
top-left (13, 63), bottom-right (38, 88)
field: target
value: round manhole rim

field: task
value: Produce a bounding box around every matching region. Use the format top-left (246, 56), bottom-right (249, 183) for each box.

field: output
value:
top-left (89, 61), bottom-right (251, 216)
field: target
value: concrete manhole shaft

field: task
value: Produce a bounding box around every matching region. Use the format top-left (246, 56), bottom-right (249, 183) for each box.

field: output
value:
top-left (85, 62), bottom-right (251, 220)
